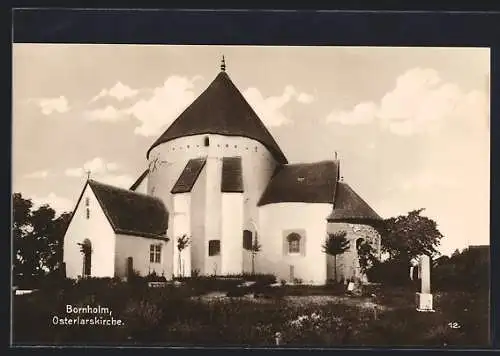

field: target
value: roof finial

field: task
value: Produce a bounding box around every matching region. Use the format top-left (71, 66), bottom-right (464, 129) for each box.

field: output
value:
top-left (85, 170), bottom-right (91, 181)
top-left (220, 55), bottom-right (226, 72)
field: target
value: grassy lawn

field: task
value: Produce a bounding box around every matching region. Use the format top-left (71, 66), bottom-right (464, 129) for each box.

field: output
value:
top-left (12, 280), bottom-right (490, 347)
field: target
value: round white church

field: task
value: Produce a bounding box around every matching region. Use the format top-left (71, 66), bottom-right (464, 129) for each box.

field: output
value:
top-left (63, 59), bottom-right (382, 285)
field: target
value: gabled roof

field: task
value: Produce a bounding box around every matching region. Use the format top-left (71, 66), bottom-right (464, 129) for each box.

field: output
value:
top-left (87, 180), bottom-right (169, 240)
top-left (146, 71), bottom-right (288, 164)
top-left (171, 157), bottom-right (207, 194)
top-left (258, 161), bottom-right (338, 206)
top-left (130, 169), bottom-right (149, 191)
top-left (327, 182), bottom-right (382, 223)
top-left (221, 157), bottom-right (243, 193)
top-left (257, 159), bottom-right (381, 224)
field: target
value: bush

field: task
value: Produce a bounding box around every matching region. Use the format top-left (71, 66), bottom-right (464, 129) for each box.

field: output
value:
top-left (366, 259), bottom-right (414, 287)
top-left (432, 248), bottom-right (489, 292)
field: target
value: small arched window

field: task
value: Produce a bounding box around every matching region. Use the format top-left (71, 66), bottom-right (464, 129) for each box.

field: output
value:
top-left (287, 233), bottom-right (301, 254)
top-left (204, 136), bottom-right (210, 147)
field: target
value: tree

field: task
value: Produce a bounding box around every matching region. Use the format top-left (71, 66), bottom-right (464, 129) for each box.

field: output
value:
top-left (13, 193), bottom-right (71, 285)
top-left (176, 235), bottom-right (190, 277)
top-left (357, 239), bottom-right (378, 274)
top-left (322, 231), bottom-right (350, 282)
top-left (250, 232), bottom-right (262, 275)
top-left (378, 208), bottom-right (443, 262)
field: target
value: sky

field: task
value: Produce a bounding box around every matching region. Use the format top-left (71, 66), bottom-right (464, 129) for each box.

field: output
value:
top-left (12, 44), bottom-right (490, 256)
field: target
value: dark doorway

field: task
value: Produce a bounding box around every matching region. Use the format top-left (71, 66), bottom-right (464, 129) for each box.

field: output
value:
top-left (79, 239), bottom-right (92, 277)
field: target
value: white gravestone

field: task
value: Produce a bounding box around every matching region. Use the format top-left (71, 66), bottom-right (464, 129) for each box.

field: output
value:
top-left (416, 255), bottom-right (434, 312)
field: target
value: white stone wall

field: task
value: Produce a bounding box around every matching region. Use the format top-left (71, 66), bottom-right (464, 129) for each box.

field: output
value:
top-left (190, 162), bottom-right (207, 275)
top-left (326, 222), bottom-right (381, 283)
top-left (114, 234), bottom-right (172, 279)
top-left (204, 156), bottom-right (223, 275)
top-left (63, 185), bottom-right (116, 279)
top-left (132, 172), bottom-right (148, 194)
top-left (147, 134), bottom-right (279, 276)
top-left (172, 193), bottom-right (192, 277)
top-left (258, 202), bottom-right (332, 285)
top-left (221, 193), bottom-right (244, 274)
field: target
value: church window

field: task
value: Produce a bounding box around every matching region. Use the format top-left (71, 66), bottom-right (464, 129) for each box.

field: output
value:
top-left (204, 136), bottom-right (210, 147)
top-left (287, 233), bottom-right (301, 254)
top-left (243, 230), bottom-right (253, 250)
top-left (208, 240), bottom-right (221, 256)
top-left (150, 244), bottom-right (162, 263)
top-left (85, 197), bottom-right (90, 206)
top-left (225, 144), bottom-right (229, 148)
top-left (86, 208), bottom-right (90, 219)
top-left (254, 147), bottom-right (258, 152)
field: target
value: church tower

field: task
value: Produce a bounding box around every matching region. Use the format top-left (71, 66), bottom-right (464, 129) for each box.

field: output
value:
top-left (145, 57), bottom-right (286, 277)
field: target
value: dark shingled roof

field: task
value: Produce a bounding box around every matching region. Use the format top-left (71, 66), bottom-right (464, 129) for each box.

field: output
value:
top-left (130, 169), bottom-right (149, 191)
top-left (258, 161), bottom-right (338, 206)
top-left (88, 180), bottom-right (169, 240)
top-left (221, 157), bottom-right (243, 193)
top-left (146, 71), bottom-right (288, 164)
top-left (327, 182), bottom-right (382, 223)
top-left (171, 157), bottom-right (207, 194)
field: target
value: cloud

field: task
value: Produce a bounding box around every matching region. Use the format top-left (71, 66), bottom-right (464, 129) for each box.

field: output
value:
top-left (326, 102), bottom-right (377, 125)
top-left (35, 96), bottom-right (70, 115)
top-left (31, 193), bottom-right (73, 216)
top-left (85, 105), bottom-right (124, 122)
top-left (98, 174), bottom-right (134, 189)
top-left (64, 157), bottom-right (131, 188)
top-left (297, 92), bottom-right (315, 104)
top-left (106, 162), bottom-right (119, 171)
top-left (65, 157), bottom-right (121, 177)
top-left (126, 75), bottom-right (203, 136)
top-left (242, 85), bottom-right (315, 127)
top-left (23, 170), bottom-right (49, 179)
top-left (91, 81), bottom-right (139, 102)
top-left (325, 67), bottom-right (489, 136)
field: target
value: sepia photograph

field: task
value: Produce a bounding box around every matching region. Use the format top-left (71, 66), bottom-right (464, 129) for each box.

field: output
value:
top-left (12, 44), bottom-right (490, 347)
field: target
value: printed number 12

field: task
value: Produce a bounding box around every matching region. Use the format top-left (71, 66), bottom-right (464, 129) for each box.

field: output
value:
top-left (448, 322), bottom-right (461, 329)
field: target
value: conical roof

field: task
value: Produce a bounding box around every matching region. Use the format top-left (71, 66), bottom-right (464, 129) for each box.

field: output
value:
top-left (147, 71), bottom-right (288, 164)
top-left (327, 182), bottom-right (382, 223)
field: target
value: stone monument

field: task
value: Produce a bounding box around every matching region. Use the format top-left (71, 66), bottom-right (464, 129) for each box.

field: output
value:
top-left (415, 254), bottom-right (434, 312)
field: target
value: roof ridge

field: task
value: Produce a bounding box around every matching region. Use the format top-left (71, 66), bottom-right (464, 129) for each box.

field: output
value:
top-left (89, 179), bottom-right (165, 204)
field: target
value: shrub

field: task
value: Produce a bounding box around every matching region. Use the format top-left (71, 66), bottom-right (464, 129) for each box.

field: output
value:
top-left (366, 259), bottom-right (414, 287)
top-left (122, 300), bottom-right (163, 341)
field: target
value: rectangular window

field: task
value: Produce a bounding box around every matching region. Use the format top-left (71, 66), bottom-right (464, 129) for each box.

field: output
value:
top-left (243, 230), bottom-right (253, 250)
top-left (150, 244), bottom-right (162, 263)
top-left (85, 197), bottom-right (90, 206)
top-left (208, 240), bottom-right (221, 256)
top-left (289, 239), bottom-right (300, 254)
top-left (86, 208), bottom-right (90, 219)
